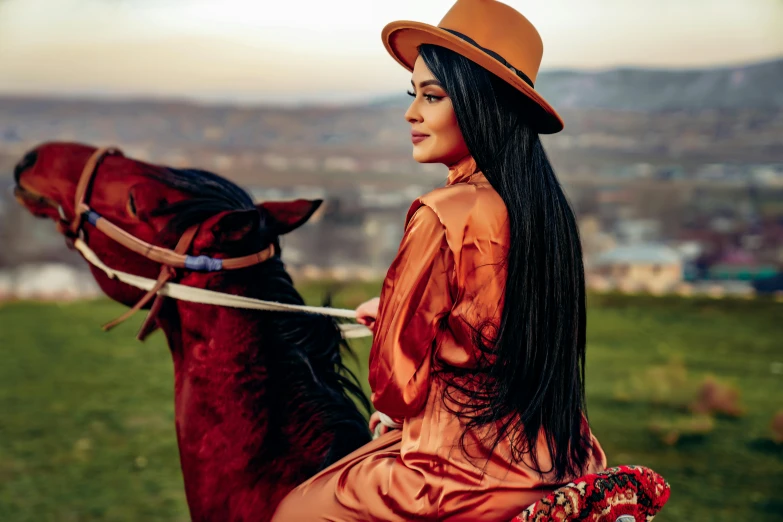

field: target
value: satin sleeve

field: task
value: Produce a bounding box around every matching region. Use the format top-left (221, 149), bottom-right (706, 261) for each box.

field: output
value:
top-left (368, 205), bottom-right (453, 419)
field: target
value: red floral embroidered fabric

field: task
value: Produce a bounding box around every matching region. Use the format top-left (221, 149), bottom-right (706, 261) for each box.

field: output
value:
top-left (512, 465), bottom-right (670, 522)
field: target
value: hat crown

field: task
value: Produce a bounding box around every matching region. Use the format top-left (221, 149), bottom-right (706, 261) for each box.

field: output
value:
top-left (438, 0), bottom-right (543, 83)
top-left (380, 0), bottom-right (563, 133)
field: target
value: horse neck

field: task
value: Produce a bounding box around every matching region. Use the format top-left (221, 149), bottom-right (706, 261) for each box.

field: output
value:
top-left (154, 258), bottom-right (369, 519)
top-left (159, 260), bottom-right (332, 452)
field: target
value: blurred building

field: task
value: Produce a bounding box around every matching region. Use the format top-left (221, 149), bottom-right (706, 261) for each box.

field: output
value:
top-left (589, 243), bottom-right (683, 294)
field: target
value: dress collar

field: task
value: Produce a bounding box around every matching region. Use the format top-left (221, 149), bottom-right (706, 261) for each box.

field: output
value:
top-left (446, 156), bottom-right (484, 185)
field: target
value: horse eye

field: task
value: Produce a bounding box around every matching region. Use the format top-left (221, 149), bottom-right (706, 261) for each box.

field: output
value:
top-left (128, 193), bottom-right (137, 216)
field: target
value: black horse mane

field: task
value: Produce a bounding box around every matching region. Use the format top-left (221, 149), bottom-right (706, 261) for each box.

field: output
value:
top-left (149, 165), bottom-right (371, 469)
top-left (149, 166), bottom-right (258, 235)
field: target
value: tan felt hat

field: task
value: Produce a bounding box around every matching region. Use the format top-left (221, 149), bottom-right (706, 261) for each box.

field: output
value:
top-left (382, 0), bottom-right (563, 134)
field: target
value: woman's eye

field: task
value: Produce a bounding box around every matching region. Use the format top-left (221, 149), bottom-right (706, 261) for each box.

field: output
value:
top-left (407, 90), bottom-right (443, 102)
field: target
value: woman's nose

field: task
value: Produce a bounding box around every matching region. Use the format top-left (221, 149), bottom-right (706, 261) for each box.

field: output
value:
top-left (404, 100), bottom-right (421, 124)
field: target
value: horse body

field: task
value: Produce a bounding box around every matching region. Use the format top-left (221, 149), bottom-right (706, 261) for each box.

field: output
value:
top-left (13, 142), bottom-right (371, 521)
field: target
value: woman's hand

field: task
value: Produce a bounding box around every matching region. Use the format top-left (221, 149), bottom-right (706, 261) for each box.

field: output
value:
top-left (355, 297), bottom-right (381, 333)
top-left (369, 411), bottom-right (392, 437)
top-left (369, 411), bottom-right (402, 438)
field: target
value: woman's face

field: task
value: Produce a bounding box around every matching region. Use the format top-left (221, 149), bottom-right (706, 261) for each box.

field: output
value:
top-left (405, 56), bottom-right (470, 167)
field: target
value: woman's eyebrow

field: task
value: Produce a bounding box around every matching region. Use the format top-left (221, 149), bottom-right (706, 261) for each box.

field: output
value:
top-left (410, 79), bottom-right (444, 89)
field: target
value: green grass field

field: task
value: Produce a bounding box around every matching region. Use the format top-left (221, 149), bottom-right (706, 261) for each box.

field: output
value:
top-left (1, 286), bottom-right (781, 521)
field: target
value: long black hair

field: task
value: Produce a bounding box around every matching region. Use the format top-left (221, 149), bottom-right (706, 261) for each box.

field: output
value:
top-left (419, 44), bottom-right (592, 481)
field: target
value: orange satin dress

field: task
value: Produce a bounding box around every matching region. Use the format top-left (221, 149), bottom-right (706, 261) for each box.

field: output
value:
top-left (271, 156), bottom-right (607, 521)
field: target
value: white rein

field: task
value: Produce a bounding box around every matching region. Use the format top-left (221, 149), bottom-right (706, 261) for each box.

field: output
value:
top-left (74, 238), bottom-right (373, 339)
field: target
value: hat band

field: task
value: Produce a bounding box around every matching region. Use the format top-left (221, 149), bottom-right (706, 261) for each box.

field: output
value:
top-left (441, 28), bottom-right (535, 88)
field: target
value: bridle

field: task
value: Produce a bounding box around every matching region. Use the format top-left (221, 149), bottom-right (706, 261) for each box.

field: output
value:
top-left (60, 146), bottom-right (277, 340)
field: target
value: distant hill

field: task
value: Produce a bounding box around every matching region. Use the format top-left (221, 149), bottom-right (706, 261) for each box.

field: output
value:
top-left (1, 57), bottom-right (781, 167)
top-left (371, 57), bottom-right (783, 111)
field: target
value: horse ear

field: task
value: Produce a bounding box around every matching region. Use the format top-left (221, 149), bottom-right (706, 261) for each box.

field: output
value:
top-left (210, 209), bottom-right (260, 244)
top-left (257, 199), bottom-right (322, 236)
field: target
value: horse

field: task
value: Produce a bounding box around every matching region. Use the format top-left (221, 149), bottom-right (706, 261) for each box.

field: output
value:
top-left (13, 142), bottom-right (670, 521)
top-left (13, 142), bottom-right (373, 521)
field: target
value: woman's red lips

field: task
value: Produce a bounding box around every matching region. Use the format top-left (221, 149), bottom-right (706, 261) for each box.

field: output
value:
top-left (411, 131), bottom-right (429, 144)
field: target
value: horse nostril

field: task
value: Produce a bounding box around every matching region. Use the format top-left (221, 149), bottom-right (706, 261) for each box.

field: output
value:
top-left (14, 149), bottom-right (38, 185)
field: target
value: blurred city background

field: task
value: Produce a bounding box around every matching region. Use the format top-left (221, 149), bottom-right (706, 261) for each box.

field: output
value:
top-left (0, 0), bottom-right (782, 521)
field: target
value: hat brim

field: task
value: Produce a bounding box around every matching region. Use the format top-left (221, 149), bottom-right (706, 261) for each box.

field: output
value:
top-left (382, 20), bottom-right (563, 134)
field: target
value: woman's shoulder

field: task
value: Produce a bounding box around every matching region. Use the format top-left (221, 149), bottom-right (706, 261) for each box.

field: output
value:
top-left (404, 183), bottom-right (507, 253)
top-left (408, 182), bottom-right (504, 227)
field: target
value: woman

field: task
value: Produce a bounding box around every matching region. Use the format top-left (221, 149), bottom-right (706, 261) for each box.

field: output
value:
top-left (272, 1), bottom-right (606, 520)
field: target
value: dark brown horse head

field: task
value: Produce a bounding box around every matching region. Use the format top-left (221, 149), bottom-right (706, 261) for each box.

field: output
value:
top-left (13, 141), bottom-right (321, 307)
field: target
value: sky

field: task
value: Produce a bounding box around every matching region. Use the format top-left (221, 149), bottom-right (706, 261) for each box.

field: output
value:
top-left (0, 0), bottom-right (781, 104)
